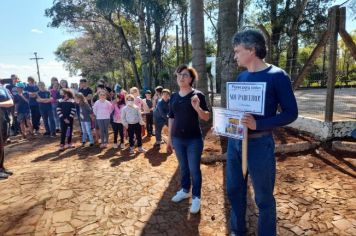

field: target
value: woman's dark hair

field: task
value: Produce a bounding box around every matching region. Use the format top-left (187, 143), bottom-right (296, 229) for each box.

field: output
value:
top-left (232, 29), bottom-right (267, 59)
top-left (62, 88), bottom-right (74, 99)
top-left (175, 64), bottom-right (198, 86)
top-left (60, 79), bottom-right (69, 89)
top-left (116, 93), bottom-right (125, 106)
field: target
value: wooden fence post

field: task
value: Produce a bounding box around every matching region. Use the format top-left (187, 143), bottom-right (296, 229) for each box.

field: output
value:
top-left (324, 6), bottom-right (339, 122)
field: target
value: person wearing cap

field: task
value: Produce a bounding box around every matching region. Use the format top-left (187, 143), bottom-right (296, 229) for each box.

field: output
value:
top-left (0, 83), bottom-right (14, 179)
top-left (142, 90), bottom-right (154, 137)
top-left (152, 86), bottom-right (163, 109)
top-left (13, 82), bottom-right (34, 138)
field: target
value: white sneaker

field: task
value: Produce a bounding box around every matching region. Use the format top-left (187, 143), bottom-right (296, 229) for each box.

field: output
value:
top-left (171, 189), bottom-right (190, 203)
top-left (190, 197), bottom-right (201, 214)
top-left (120, 143), bottom-right (125, 149)
top-left (112, 143), bottom-right (118, 148)
top-left (129, 147), bottom-right (135, 154)
top-left (138, 147), bottom-right (147, 153)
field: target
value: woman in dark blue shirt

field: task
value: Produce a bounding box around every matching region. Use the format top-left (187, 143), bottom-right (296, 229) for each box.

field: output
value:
top-left (167, 64), bottom-right (210, 214)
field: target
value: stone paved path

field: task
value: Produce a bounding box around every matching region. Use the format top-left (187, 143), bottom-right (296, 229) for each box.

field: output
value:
top-left (0, 133), bottom-right (355, 235)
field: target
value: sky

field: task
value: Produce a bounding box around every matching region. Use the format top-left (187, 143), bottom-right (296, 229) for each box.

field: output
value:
top-left (0, 0), bottom-right (81, 85)
top-left (0, 0), bottom-right (354, 86)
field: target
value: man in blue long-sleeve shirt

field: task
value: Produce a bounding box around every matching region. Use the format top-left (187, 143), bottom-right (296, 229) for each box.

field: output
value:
top-left (227, 29), bottom-right (298, 236)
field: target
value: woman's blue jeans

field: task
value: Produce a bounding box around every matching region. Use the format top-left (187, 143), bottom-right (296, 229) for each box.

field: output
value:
top-left (172, 136), bottom-right (203, 198)
top-left (226, 134), bottom-right (276, 236)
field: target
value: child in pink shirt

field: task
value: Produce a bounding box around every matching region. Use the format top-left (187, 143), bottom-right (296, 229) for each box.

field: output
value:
top-left (93, 90), bottom-right (113, 147)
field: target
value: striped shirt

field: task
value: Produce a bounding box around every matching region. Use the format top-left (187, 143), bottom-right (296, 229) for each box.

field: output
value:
top-left (57, 98), bottom-right (76, 120)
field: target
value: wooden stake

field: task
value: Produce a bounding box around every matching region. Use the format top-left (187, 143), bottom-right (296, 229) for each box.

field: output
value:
top-left (242, 125), bottom-right (248, 179)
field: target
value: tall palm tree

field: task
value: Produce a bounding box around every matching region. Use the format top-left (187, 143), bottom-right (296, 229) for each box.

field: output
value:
top-left (190, 0), bottom-right (210, 107)
top-left (219, 0), bottom-right (238, 108)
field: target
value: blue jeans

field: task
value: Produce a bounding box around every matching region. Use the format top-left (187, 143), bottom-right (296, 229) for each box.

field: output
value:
top-left (81, 121), bottom-right (94, 144)
top-left (172, 137), bottom-right (203, 198)
top-left (155, 121), bottom-right (167, 142)
top-left (52, 103), bottom-right (60, 129)
top-left (226, 135), bottom-right (276, 236)
top-left (40, 107), bottom-right (55, 134)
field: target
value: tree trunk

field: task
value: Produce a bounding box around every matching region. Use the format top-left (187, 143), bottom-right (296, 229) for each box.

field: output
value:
top-left (238, 0), bottom-right (245, 29)
top-left (286, 31), bottom-right (298, 76)
top-left (269, 0), bottom-right (293, 66)
top-left (106, 16), bottom-right (142, 89)
top-left (219, 0), bottom-right (238, 108)
top-left (154, 21), bottom-right (163, 86)
top-left (139, 4), bottom-right (150, 90)
top-left (190, 0), bottom-right (209, 107)
top-left (181, 12), bottom-right (186, 63)
top-left (270, 27), bottom-right (282, 66)
top-left (215, 13), bottom-right (222, 94)
top-left (257, 24), bottom-right (272, 63)
top-left (176, 25), bottom-right (180, 66)
top-left (120, 55), bottom-right (127, 91)
top-left (290, 35), bottom-right (299, 80)
top-left (146, 9), bottom-right (154, 89)
top-left (184, 9), bottom-right (189, 62)
top-left (286, 0), bottom-right (307, 80)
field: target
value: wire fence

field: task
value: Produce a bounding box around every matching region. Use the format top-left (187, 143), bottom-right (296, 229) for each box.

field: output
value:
top-left (293, 35), bottom-right (356, 121)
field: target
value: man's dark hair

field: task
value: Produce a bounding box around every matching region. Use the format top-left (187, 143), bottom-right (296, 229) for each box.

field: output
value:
top-left (80, 78), bottom-right (87, 83)
top-left (27, 76), bottom-right (35, 83)
top-left (232, 29), bottom-right (267, 59)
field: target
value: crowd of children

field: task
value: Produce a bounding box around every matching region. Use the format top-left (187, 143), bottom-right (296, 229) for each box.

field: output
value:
top-left (4, 75), bottom-right (171, 154)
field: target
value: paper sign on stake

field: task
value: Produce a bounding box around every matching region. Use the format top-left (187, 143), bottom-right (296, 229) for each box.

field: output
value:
top-left (226, 82), bottom-right (266, 179)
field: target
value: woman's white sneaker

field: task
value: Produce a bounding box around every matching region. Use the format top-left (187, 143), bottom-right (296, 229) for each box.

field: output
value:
top-left (171, 189), bottom-right (190, 202)
top-left (190, 197), bottom-right (201, 214)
